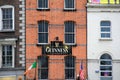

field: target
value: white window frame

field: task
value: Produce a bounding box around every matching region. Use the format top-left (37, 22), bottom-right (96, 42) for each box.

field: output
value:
top-left (38, 21), bottom-right (49, 45)
top-left (64, 0), bottom-right (75, 10)
top-left (64, 21), bottom-right (76, 45)
top-left (0, 5), bottom-right (15, 31)
top-left (37, 0), bottom-right (49, 9)
top-left (0, 39), bottom-right (16, 68)
top-left (99, 54), bottom-right (112, 80)
top-left (100, 21), bottom-right (111, 40)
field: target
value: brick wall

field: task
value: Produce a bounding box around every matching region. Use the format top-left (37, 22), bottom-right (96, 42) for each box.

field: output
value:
top-left (26, 0), bottom-right (87, 79)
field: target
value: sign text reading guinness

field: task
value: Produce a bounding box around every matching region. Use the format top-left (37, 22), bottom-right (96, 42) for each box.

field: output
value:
top-left (42, 41), bottom-right (72, 55)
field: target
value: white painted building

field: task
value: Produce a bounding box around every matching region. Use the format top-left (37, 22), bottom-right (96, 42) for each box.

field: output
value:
top-left (87, 2), bottom-right (120, 80)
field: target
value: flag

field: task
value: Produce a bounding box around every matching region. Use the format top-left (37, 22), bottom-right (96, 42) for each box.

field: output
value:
top-left (79, 61), bottom-right (84, 80)
top-left (24, 61), bottom-right (37, 75)
top-left (92, 0), bottom-right (100, 3)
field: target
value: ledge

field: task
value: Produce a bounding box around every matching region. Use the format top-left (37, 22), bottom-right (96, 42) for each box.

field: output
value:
top-left (86, 3), bottom-right (120, 8)
top-left (63, 9), bottom-right (77, 11)
top-left (0, 30), bottom-right (15, 32)
top-left (99, 38), bottom-right (112, 41)
top-left (36, 8), bottom-right (50, 11)
top-left (0, 67), bottom-right (25, 71)
top-left (36, 43), bottom-right (49, 46)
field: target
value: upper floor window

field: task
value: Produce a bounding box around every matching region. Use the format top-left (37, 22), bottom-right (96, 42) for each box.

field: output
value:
top-left (64, 0), bottom-right (75, 10)
top-left (2, 45), bottom-right (14, 68)
top-left (38, 0), bottom-right (49, 9)
top-left (65, 56), bottom-right (75, 79)
top-left (38, 56), bottom-right (49, 79)
top-left (38, 21), bottom-right (48, 44)
top-left (100, 54), bottom-right (112, 80)
top-left (64, 21), bottom-right (75, 45)
top-left (100, 21), bottom-right (111, 39)
top-left (0, 5), bottom-right (14, 31)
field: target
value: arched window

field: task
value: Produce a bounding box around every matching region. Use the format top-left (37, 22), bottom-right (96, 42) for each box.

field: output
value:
top-left (100, 54), bottom-right (112, 80)
top-left (100, 21), bottom-right (111, 39)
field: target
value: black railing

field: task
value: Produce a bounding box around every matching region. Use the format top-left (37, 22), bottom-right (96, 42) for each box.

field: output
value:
top-left (88, 0), bottom-right (120, 4)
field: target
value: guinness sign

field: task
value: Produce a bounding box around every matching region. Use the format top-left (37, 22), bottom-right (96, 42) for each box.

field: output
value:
top-left (42, 41), bottom-right (72, 55)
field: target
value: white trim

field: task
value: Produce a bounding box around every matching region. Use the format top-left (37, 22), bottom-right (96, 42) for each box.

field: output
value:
top-left (64, 0), bottom-right (75, 10)
top-left (98, 51), bottom-right (114, 60)
top-left (0, 38), bottom-right (17, 42)
top-left (0, 5), bottom-right (15, 31)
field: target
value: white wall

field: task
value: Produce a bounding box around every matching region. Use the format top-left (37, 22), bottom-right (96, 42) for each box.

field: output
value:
top-left (87, 6), bottom-right (120, 80)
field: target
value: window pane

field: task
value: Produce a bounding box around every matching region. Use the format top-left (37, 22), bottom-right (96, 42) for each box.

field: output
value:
top-left (38, 33), bottom-right (48, 43)
top-left (65, 69), bottom-right (75, 79)
top-left (65, 34), bottom-right (74, 43)
top-left (38, 21), bottom-right (48, 32)
top-left (101, 28), bottom-right (110, 32)
top-left (2, 8), bottom-right (13, 30)
top-left (101, 72), bottom-right (112, 76)
top-left (65, 0), bottom-right (74, 8)
top-left (2, 45), bottom-right (13, 68)
top-left (38, 56), bottom-right (48, 68)
top-left (38, 0), bottom-right (48, 8)
top-left (100, 66), bottom-right (112, 70)
top-left (65, 57), bottom-right (75, 67)
top-left (101, 21), bottom-right (111, 26)
top-left (100, 54), bottom-right (112, 59)
top-left (101, 33), bottom-right (110, 38)
top-left (38, 69), bottom-right (48, 79)
top-left (101, 61), bottom-right (111, 65)
top-left (65, 22), bottom-right (74, 32)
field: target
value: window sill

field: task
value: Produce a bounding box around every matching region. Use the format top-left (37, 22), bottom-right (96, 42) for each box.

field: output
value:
top-left (0, 30), bottom-right (15, 32)
top-left (64, 43), bottom-right (77, 47)
top-left (37, 43), bottom-right (49, 46)
top-left (63, 8), bottom-right (76, 11)
top-left (37, 8), bottom-right (50, 11)
top-left (99, 38), bottom-right (112, 41)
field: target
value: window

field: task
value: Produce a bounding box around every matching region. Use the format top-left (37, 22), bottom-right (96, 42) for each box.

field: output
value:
top-left (0, 5), bottom-right (14, 31)
top-left (2, 45), bottom-right (14, 68)
top-left (65, 56), bottom-right (75, 79)
top-left (38, 56), bottom-right (49, 79)
top-left (38, 0), bottom-right (49, 9)
top-left (100, 21), bottom-right (111, 39)
top-left (100, 54), bottom-right (112, 80)
top-left (65, 21), bottom-right (75, 44)
top-left (38, 21), bottom-right (48, 44)
top-left (64, 0), bottom-right (75, 10)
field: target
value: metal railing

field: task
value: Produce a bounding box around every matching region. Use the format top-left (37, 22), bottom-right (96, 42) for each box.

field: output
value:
top-left (88, 0), bottom-right (120, 4)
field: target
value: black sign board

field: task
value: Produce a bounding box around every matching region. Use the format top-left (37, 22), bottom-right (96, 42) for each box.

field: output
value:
top-left (42, 41), bottom-right (72, 55)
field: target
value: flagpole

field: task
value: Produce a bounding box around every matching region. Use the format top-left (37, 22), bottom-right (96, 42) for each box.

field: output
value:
top-left (34, 59), bottom-right (37, 80)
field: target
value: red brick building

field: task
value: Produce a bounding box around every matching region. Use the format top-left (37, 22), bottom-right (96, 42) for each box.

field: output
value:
top-left (26, 0), bottom-right (87, 79)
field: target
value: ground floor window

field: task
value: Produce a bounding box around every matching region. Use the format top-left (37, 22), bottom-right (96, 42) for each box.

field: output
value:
top-left (38, 56), bottom-right (49, 79)
top-left (65, 56), bottom-right (75, 79)
top-left (100, 54), bottom-right (112, 80)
